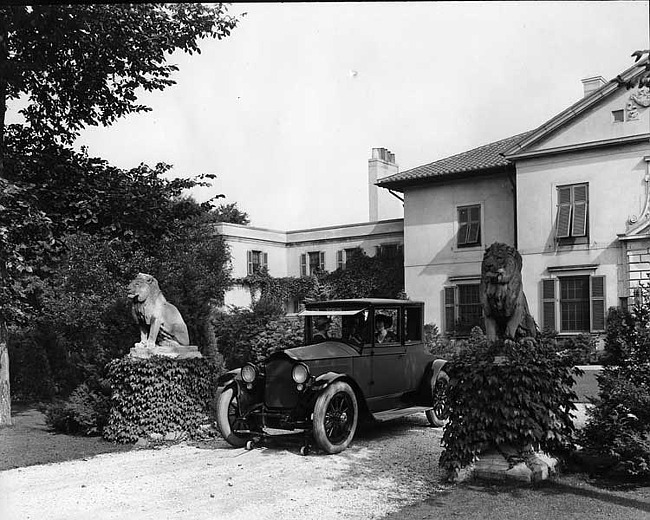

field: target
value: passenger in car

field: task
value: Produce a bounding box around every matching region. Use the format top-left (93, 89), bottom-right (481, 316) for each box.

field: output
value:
top-left (375, 314), bottom-right (397, 343)
top-left (313, 316), bottom-right (332, 343)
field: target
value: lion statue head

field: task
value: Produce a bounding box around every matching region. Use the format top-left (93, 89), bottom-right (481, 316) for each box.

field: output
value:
top-left (127, 273), bottom-right (161, 304)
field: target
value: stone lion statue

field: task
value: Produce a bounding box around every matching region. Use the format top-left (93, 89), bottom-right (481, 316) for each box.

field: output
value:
top-left (127, 273), bottom-right (190, 348)
top-left (479, 243), bottom-right (537, 341)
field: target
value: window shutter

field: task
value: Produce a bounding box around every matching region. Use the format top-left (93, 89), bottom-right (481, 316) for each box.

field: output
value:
top-left (319, 251), bottom-right (325, 271)
top-left (457, 208), bottom-right (469, 246)
top-left (247, 250), bottom-right (253, 276)
top-left (467, 222), bottom-right (480, 244)
top-left (590, 276), bottom-right (606, 331)
top-left (444, 287), bottom-right (456, 334)
top-left (541, 279), bottom-right (557, 331)
top-left (572, 185), bottom-right (588, 237)
top-left (337, 250), bottom-right (344, 270)
top-left (300, 254), bottom-right (307, 277)
top-left (556, 187), bottom-right (572, 238)
top-left (262, 252), bottom-right (268, 271)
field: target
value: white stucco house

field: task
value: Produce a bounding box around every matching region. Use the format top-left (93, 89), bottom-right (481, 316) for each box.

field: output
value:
top-left (216, 148), bottom-right (405, 310)
top-left (378, 57), bottom-right (650, 337)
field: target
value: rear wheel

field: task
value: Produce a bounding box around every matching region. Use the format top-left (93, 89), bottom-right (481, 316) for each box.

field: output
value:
top-left (216, 387), bottom-right (249, 448)
top-left (312, 381), bottom-right (358, 454)
top-left (425, 370), bottom-right (450, 427)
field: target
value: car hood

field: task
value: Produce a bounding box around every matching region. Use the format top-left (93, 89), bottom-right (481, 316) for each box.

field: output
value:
top-left (281, 341), bottom-right (360, 361)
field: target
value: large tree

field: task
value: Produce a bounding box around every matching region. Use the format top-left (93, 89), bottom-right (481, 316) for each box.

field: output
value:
top-left (0, 3), bottom-right (239, 426)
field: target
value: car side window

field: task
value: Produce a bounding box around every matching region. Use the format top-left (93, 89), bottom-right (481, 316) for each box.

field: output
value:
top-left (374, 308), bottom-right (399, 345)
top-left (404, 306), bottom-right (423, 342)
top-left (342, 312), bottom-right (370, 345)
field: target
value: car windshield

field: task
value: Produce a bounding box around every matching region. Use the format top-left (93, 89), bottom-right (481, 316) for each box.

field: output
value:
top-left (299, 308), bottom-right (369, 346)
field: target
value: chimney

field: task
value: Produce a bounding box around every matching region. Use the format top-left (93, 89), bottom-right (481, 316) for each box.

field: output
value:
top-left (368, 148), bottom-right (400, 221)
top-left (581, 76), bottom-right (606, 97)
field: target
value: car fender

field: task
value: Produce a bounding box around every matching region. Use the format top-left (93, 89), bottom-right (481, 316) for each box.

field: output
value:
top-left (312, 372), bottom-right (370, 418)
top-left (217, 368), bottom-right (242, 392)
top-left (418, 358), bottom-right (448, 401)
top-left (431, 359), bottom-right (448, 381)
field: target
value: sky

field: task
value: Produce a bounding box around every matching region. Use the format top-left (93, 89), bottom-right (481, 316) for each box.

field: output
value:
top-left (68, 2), bottom-right (650, 230)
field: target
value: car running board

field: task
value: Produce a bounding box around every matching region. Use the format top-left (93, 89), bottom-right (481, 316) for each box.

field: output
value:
top-left (372, 406), bottom-right (431, 422)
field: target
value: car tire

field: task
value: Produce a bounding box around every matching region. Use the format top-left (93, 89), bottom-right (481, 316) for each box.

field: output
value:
top-left (312, 381), bottom-right (358, 454)
top-left (216, 387), bottom-right (248, 448)
top-left (425, 370), bottom-right (450, 428)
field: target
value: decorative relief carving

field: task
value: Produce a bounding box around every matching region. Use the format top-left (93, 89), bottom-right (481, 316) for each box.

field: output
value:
top-left (631, 87), bottom-right (650, 108)
top-left (627, 157), bottom-right (650, 229)
top-left (625, 87), bottom-right (650, 120)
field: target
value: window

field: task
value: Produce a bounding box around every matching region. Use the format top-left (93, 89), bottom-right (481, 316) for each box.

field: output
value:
top-left (374, 308), bottom-right (400, 345)
top-left (337, 248), bottom-right (360, 270)
top-left (300, 251), bottom-right (325, 276)
top-left (247, 250), bottom-right (267, 275)
top-left (444, 284), bottom-right (483, 336)
top-left (457, 205), bottom-right (481, 247)
top-left (612, 109), bottom-right (624, 122)
top-left (541, 275), bottom-right (605, 333)
top-left (376, 243), bottom-right (403, 259)
top-left (404, 306), bottom-right (423, 342)
top-left (556, 184), bottom-right (588, 241)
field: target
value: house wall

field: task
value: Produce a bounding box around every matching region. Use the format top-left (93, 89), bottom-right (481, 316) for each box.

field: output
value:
top-left (216, 219), bottom-right (404, 310)
top-left (402, 173), bottom-right (516, 326)
top-left (286, 219), bottom-right (404, 275)
top-left (516, 134), bottom-right (650, 325)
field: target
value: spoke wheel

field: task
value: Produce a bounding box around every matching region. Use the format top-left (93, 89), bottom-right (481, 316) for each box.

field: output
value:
top-left (216, 387), bottom-right (249, 448)
top-left (426, 370), bottom-right (450, 427)
top-left (313, 381), bottom-right (358, 454)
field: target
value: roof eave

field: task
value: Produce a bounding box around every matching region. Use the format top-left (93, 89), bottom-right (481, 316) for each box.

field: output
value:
top-left (377, 163), bottom-right (515, 192)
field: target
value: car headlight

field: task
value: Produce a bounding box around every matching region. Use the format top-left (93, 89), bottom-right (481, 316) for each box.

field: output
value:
top-left (241, 363), bottom-right (258, 383)
top-left (292, 363), bottom-right (309, 384)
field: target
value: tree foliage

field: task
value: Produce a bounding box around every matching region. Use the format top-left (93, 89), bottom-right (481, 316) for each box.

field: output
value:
top-left (213, 202), bottom-right (250, 225)
top-left (0, 4), bottom-right (239, 144)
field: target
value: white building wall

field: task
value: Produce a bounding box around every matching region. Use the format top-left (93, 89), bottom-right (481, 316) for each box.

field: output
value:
top-left (402, 173), bottom-right (516, 326)
top-left (516, 139), bottom-right (650, 322)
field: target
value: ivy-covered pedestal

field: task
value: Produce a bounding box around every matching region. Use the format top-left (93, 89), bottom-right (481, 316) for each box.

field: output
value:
top-left (103, 355), bottom-right (218, 443)
top-left (440, 335), bottom-right (580, 484)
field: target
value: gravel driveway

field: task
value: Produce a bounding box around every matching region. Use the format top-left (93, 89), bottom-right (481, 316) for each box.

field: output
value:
top-left (0, 414), bottom-right (445, 520)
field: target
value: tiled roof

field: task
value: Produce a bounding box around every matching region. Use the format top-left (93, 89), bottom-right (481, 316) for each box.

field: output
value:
top-left (378, 130), bottom-right (535, 188)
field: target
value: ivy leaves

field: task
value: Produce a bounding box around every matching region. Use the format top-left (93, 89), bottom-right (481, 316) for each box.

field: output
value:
top-left (439, 334), bottom-right (580, 472)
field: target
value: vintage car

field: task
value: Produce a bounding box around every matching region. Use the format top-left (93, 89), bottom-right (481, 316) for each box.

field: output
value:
top-left (215, 298), bottom-right (449, 454)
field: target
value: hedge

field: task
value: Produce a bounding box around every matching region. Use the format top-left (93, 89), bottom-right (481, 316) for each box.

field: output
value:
top-left (103, 356), bottom-right (220, 443)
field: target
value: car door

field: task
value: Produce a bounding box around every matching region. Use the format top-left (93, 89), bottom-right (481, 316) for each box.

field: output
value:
top-left (367, 307), bottom-right (408, 411)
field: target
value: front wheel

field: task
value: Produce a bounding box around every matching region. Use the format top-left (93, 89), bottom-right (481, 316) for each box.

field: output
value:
top-left (216, 387), bottom-right (249, 448)
top-left (425, 370), bottom-right (450, 427)
top-left (312, 381), bottom-right (358, 454)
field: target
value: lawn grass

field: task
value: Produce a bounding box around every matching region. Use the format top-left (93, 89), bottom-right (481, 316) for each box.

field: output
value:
top-left (0, 402), bottom-right (131, 471)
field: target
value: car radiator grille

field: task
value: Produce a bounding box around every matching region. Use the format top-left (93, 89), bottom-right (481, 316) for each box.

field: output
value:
top-left (264, 358), bottom-right (300, 409)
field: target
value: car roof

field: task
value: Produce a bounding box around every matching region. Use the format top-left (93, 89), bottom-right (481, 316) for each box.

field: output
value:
top-left (304, 298), bottom-right (423, 307)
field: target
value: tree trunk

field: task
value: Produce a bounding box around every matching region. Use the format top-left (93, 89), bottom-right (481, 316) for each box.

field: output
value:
top-left (0, 322), bottom-right (11, 427)
top-left (0, 15), bottom-right (12, 428)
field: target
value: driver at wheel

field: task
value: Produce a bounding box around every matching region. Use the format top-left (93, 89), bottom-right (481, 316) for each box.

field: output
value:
top-left (313, 316), bottom-right (332, 343)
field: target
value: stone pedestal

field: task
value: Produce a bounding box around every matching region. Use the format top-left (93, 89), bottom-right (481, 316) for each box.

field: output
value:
top-left (472, 446), bottom-right (559, 483)
top-left (128, 344), bottom-right (202, 359)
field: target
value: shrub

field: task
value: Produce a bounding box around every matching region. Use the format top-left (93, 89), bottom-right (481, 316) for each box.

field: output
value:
top-left (251, 316), bottom-right (304, 362)
top-left (556, 333), bottom-right (598, 365)
top-left (424, 323), bottom-right (460, 359)
top-left (44, 381), bottom-right (111, 435)
top-left (103, 356), bottom-right (220, 443)
top-left (439, 332), bottom-right (580, 473)
top-left (579, 302), bottom-right (650, 479)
